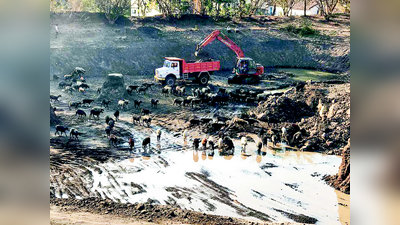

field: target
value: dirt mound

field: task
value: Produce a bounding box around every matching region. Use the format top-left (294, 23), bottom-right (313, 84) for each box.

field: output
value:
top-left (50, 197), bottom-right (275, 225)
top-left (324, 138), bottom-right (350, 194)
top-left (50, 104), bottom-right (60, 126)
top-left (247, 83), bottom-right (350, 153)
top-left (250, 94), bottom-right (314, 123)
top-left (97, 73), bottom-right (127, 103)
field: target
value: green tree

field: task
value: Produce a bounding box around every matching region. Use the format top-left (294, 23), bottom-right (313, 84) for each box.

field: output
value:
top-left (95, 0), bottom-right (131, 24)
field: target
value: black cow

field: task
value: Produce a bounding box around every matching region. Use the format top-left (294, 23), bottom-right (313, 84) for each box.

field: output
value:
top-left (82, 99), bottom-right (94, 106)
top-left (101, 100), bottom-right (111, 109)
top-left (114, 110), bottom-right (120, 121)
top-left (90, 108), bottom-right (104, 119)
top-left (134, 100), bottom-right (142, 109)
top-left (151, 99), bottom-right (159, 108)
top-left (141, 108), bottom-right (151, 115)
top-left (75, 109), bottom-right (86, 118)
top-left (55, 125), bottom-right (69, 136)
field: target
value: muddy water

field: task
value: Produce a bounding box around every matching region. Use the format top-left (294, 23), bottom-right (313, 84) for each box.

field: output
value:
top-left (70, 125), bottom-right (344, 225)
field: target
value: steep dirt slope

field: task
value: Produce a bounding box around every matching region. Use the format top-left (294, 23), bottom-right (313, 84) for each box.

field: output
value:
top-left (50, 13), bottom-right (350, 78)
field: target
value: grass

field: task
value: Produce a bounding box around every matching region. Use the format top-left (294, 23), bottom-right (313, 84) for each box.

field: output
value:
top-left (279, 68), bottom-right (341, 82)
top-left (282, 18), bottom-right (320, 37)
top-left (283, 24), bottom-right (320, 37)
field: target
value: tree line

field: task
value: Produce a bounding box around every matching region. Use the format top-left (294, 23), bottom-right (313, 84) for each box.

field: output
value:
top-left (50, 0), bottom-right (350, 23)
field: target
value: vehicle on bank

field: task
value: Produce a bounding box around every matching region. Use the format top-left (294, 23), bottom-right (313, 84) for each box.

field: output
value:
top-left (154, 57), bottom-right (220, 86)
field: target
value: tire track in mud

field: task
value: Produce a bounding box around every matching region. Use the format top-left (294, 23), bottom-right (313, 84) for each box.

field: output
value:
top-left (185, 172), bottom-right (272, 222)
top-left (50, 112), bottom-right (187, 202)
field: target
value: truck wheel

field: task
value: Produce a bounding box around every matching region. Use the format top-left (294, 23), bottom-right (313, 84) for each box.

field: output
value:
top-left (165, 76), bottom-right (176, 86)
top-left (198, 74), bottom-right (209, 86)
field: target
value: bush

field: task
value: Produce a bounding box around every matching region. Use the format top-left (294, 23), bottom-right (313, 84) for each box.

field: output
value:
top-left (95, 0), bottom-right (131, 24)
top-left (283, 20), bottom-right (320, 37)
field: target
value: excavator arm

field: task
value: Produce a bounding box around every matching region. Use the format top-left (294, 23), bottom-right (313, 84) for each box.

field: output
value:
top-left (195, 30), bottom-right (245, 58)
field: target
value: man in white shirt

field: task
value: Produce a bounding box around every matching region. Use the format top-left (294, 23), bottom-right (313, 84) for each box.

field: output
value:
top-left (55, 24), bottom-right (59, 38)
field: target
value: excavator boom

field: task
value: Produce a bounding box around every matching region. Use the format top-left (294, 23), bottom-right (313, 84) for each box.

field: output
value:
top-left (195, 30), bottom-right (245, 58)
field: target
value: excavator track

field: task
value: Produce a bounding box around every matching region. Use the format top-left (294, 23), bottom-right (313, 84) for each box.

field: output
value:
top-left (228, 75), bottom-right (261, 85)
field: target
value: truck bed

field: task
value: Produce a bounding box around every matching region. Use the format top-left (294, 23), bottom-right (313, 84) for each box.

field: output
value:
top-left (183, 61), bottom-right (220, 74)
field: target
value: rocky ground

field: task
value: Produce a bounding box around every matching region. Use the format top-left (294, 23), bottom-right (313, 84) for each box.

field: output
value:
top-left (324, 139), bottom-right (350, 194)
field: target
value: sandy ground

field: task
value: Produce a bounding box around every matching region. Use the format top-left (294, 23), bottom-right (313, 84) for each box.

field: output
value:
top-left (50, 205), bottom-right (307, 225)
top-left (51, 205), bottom-right (159, 225)
top-left (335, 190), bottom-right (350, 225)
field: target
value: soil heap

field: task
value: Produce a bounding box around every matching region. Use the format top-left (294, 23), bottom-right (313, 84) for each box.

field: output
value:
top-left (250, 93), bottom-right (314, 123)
top-left (50, 104), bottom-right (60, 126)
top-left (324, 138), bottom-right (350, 194)
top-left (248, 83), bottom-right (350, 153)
top-left (97, 73), bottom-right (126, 104)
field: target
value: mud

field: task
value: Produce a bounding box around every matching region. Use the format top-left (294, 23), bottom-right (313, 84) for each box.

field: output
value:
top-left (324, 139), bottom-right (350, 194)
top-left (50, 197), bottom-right (305, 225)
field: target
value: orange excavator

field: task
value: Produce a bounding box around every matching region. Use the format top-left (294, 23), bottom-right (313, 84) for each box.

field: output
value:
top-left (195, 30), bottom-right (264, 84)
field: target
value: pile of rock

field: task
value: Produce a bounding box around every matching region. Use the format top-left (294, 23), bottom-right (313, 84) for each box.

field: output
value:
top-left (50, 104), bottom-right (60, 126)
top-left (249, 83), bottom-right (350, 154)
top-left (97, 73), bottom-right (127, 106)
top-left (249, 90), bottom-right (314, 123)
top-left (324, 138), bottom-right (350, 194)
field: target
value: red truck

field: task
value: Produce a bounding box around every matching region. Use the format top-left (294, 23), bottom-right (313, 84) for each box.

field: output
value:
top-left (154, 57), bottom-right (220, 86)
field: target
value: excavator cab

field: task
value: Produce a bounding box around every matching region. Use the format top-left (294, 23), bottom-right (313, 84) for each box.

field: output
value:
top-left (236, 58), bottom-right (258, 75)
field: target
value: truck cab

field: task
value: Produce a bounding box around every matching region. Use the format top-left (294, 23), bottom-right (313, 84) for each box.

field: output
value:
top-left (155, 59), bottom-right (181, 85)
top-left (154, 57), bottom-right (220, 86)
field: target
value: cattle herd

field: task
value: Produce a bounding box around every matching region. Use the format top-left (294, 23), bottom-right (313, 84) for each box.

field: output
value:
top-left (52, 70), bottom-right (302, 155)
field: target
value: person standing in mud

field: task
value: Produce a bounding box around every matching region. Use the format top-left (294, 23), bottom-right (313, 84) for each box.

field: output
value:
top-left (193, 138), bottom-right (201, 150)
top-left (208, 136), bottom-right (215, 150)
top-left (55, 24), bottom-right (59, 38)
top-left (281, 126), bottom-right (288, 143)
top-left (257, 141), bottom-right (263, 154)
top-left (129, 136), bottom-right (135, 151)
top-left (259, 128), bottom-right (266, 138)
top-left (156, 129), bottom-right (162, 142)
top-left (182, 129), bottom-right (188, 143)
top-left (202, 137), bottom-right (207, 150)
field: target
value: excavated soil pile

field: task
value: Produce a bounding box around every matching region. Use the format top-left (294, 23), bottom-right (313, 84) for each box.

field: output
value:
top-left (324, 139), bottom-right (350, 194)
top-left (50, 197), bottom-right (276, 225)
top-left (250, 94), bottom-right (314, 123)
top-left (97, 73), bottom-right (127, 104)
top-left (50, 104), bottom-right (60, 126)
top-left (249, 83), bottom-right (350, 153)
